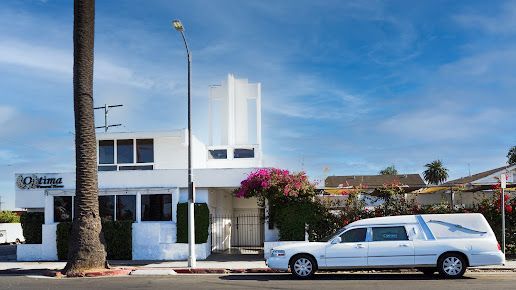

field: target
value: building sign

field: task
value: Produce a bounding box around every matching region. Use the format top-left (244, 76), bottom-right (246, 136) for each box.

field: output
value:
top-left (16, 174), bottom-right (64, 190)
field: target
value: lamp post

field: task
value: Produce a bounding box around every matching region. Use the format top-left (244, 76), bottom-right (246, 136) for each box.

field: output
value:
top-left (172, 19), bottom-right (196, 268)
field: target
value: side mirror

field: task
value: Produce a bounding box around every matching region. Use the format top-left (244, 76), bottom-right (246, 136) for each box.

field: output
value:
top-left (331, 236), bottom-right (342, 244)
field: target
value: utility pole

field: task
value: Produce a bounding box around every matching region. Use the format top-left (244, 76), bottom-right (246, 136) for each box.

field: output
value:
top-left (94, 104), bottom-right (123, 132)
top-left (0, 195), bottom-right (3, 211)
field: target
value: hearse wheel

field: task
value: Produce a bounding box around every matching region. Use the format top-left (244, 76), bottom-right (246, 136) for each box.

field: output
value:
top-left (438, 253), bottom-right (467, 279)
top-left (290, 254), bottom-right (316, 279)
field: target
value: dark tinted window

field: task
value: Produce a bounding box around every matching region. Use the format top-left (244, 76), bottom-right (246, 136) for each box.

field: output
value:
top-left (340, 228), bottom-right (367, 243)
top-left (98, 165), bottom-right (117, 171)
top-left (99, 140), bottom-right (114, 164)
top-left (54, 196), bottom-right (72, 222)
top-left (99, 195), bottom-right (114, 221)
top-left (209, 149), bottom-right (227, 159)
top-left (117, 139), bottom-right (134, 163)
top-left (372, 226), bottom-right (408, 241)
top-left (141, 194), bottom-right (172, 221)
top-left (136, 139), bottom-right (154, 163)
top-left (116, 195), bottom-right (136, 221)
top-left (119, 165), bottom-right (153, 170)
top-left (234, 148), bottom-right (254, 158)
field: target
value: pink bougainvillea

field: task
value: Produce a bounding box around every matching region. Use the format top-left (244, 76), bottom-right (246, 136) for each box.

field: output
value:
top-left (234, 168), bottom-right (317, 205)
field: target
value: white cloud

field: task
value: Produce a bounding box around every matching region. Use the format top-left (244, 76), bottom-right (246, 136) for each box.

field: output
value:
top-left (0, 39), bottom-right (154, 88)
top-left (454, 2), bottom-right (516, 34)
top-left (378, 108), bottom-right (503, 141)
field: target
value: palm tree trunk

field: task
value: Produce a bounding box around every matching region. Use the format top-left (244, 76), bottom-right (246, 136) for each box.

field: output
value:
top-left (64, 0), bottom-right (107, 276)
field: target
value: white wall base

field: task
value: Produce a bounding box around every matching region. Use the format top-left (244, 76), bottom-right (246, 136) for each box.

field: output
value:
top-left (17, 224), bottom-right (57, 261)
top-left (132, 222), bottom-right (211, 260)
top-left (264, 241), bottom-right (305, 259)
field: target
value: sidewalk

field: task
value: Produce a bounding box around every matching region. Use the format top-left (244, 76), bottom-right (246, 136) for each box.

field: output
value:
top-left (0, 258), bottom-right (514, 276)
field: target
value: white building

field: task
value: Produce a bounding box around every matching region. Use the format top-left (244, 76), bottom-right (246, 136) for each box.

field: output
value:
top-left (15, 74), bottom-right (272, 261)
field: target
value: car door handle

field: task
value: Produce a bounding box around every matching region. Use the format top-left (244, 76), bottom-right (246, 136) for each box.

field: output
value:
top-left (399, 244), bottom-right (410, 247)
top-left (356, 244), bottom-right (366, 248)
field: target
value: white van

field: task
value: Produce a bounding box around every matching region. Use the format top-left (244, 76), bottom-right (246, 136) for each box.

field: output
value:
top-left (0, 223), bottom-right (25, 244)
top-left (266, 213), bottom-right (504, 279)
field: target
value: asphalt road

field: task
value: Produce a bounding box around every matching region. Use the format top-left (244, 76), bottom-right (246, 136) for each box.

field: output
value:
top-left (0, 272), bottom-right (515, 290)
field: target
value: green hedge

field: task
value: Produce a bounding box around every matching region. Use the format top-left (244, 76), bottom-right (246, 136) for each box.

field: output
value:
top-left (57, 221), bottom-right (132, 260)
top-left (20, 212), bottom-right (44, 244)
top-left (176, 203), bottom-right (209, 244)
top-left (0, 211), bottom-right (20, 223)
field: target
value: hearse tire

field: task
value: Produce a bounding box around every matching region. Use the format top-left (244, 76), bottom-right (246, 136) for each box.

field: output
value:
top-left (290, 254), bottom-right (316, 279)
top-left (438, 253), bottom-right (467, 279)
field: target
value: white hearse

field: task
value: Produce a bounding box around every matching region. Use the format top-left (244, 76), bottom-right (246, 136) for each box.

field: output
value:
top-left (266, 213), bottom-right (504, 279)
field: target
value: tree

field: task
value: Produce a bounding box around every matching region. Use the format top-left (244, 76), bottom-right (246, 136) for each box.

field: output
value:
top-left (423, 160), bottom-right (449, 185)
top-left (379, 165), bottom-right (398, 175)
top-left (63, 0), bottom-right (107, 276)
top-left (507, 146), bottom-right (516, 165)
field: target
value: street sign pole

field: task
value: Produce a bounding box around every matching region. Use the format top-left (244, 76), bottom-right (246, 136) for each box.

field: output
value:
top-left (500, 174), bottom-right (506, 257)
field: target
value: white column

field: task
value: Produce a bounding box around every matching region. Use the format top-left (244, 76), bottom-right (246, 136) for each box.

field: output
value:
top-left (256, 82), bottom-right (262, 165)
top-left (136, 192), bottom-right (142, 223)
top-left (44, 193), bottom-right (54, 224)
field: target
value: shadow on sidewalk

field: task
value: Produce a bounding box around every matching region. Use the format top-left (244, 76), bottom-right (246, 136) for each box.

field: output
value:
top-left (219, 273), bottom-right (476, 281)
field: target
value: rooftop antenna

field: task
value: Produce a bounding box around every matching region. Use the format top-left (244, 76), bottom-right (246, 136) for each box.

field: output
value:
top-left (94, 104), bottom-right (123, 132)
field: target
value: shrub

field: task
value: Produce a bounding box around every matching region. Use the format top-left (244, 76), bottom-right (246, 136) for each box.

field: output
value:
top-left (0, 211), bottom-right (20, 223)
top-left (56, 221), bottom-right (132, 260)
top-left (20, 212), bottom-right (44, 244)
top-left (234, 168), bottom-right (320, 239)
top-left (176, 203), bottom-right (210, 244)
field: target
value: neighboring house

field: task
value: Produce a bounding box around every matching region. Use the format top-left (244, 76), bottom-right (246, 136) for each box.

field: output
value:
top-left (325, 174), bottom-right (426, 192)
top-left (415, 165), bottom-right (516, 207)
top-left (322, 174), bottom-right (426, 207)
top-left (15, 74), bottom-right (270, 261)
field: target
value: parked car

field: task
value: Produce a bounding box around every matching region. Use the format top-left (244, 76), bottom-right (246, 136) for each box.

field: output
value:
top-left (266, 213), bottom-right (504, 279)
top-left (0, 223), bottom-right (25, 244)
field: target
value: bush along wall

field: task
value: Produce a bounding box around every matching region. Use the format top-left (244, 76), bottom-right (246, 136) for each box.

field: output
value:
top-left (0, 211), bottom-right (21, 223)
top-left (56, 221), bottom-right (132, 260)
top-left (20, 212), bottom-right (44, 244)
top-left (176, 203), bottom-right (210, 244)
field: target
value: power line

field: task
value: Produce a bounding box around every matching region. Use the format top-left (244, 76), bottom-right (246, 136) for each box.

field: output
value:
top-left (94, 104), bottom-right (123, 132)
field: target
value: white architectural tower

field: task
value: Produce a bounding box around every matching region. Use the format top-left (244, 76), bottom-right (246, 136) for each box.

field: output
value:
top-left (207, 74), bottom-right (262, 168)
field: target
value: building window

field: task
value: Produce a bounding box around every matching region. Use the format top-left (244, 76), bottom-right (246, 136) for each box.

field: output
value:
top-left (99, 195), bottom-right (114, 221)
top-left (137, 139), bottom-right (154, 163)
top-left (116, 195), bottom-right (136, 221)
top-left (99, 140), bottom-right (114, 164)
top-left (54, 196), bottom-right (72, 222)
top-left (117, 139), bottom-right (134, 163)
top-left (209, 149), bottom-right (227, 159)
top-left (141, 194), bottom-right (172, 221)
top-left (98, 165), bottom-right (118, 171)
top-left (119, 165), bottom-right (153, 171)
top-left (234, 148), bottom-right (254, 158)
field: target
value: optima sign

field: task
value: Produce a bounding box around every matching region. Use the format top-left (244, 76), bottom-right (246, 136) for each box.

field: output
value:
top-left (16, 174), bottom-right (64, 190)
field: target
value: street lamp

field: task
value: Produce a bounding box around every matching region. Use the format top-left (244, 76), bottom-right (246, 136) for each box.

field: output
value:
top-left (172, 19), bottom-right (196, 268)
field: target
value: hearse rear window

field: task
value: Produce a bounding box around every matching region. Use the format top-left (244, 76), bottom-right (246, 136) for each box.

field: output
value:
top-left (372, 226), bottom-right (408, 241)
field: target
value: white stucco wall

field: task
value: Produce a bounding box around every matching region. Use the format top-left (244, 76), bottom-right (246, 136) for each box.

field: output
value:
top-left (132, 222), bottom-right (210, 260)
top-left (17, 224), bottom-right (57, 261)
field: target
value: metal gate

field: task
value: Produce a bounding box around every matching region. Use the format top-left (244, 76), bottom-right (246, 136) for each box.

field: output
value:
top-left (210, 211), bottom-right (264, 254)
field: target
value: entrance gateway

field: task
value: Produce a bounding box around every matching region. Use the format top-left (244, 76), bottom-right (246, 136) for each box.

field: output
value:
top-left (210, 209), bottom-right (265, 254)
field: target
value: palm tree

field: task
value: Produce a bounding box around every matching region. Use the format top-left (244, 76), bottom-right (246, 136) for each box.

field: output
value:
top-left (423, 160), bottom-right (449, 185)
top-left (507, 146), bottom-right (516, 165)
top-left (379, 165), bottom-right (398, 175)
top-left (63, 0), bottom-right (107, 276)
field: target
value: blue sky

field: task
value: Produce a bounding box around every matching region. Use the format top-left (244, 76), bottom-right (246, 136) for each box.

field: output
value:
top-left (1, 0), bottom-right (515, 209)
